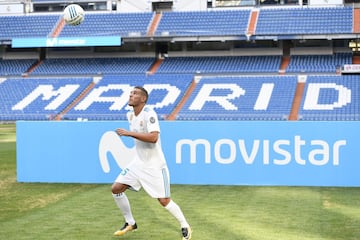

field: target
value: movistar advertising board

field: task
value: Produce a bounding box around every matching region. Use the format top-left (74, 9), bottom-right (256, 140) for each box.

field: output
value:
top-left (16, 121), bottom-right (360, 186)
top-left (12, 36), bottom-right (121, 48)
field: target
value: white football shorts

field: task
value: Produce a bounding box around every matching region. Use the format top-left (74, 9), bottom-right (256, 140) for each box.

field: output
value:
top-left (115, 161), bottom-right (171, 198)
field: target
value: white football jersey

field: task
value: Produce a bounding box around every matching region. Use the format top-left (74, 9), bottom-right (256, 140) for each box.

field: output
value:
top-left (126, 106), bottom-right (167, 169)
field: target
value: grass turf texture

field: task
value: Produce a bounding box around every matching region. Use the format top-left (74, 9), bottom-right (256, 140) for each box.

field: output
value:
top-left (0, 123), bottom-right (360, 240)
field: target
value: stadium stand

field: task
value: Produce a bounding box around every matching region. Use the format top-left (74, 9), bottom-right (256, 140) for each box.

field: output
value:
top-left (286, 53), bottom-right (353, 73)
top-left (255, 6), bottom-right (353, 36)
top-left (62, 74), bottom-right (194, 120)
top-left (176, 75), bottom-right (297, 120)
top-left (156, 56), bottom-right (282, 74)
top-left (59, 12), bottom-right (154, 37)
top-left (0, 51), bottom-right (358, 121)
top-left (0, 15), bottom-right (59, 40)
top-left (0, 4), bottom-right (359, 121)
top-left (0, 7), bottom-right (354, 39)
top-left (31, 57), bottom-right (155, 75)
top-left (154, 9), bottom-right (251, 37)
top-left (0, 59), bottom-right (37, 76)
top-left (0, 77), bottom-right (93, 121)
top-left (298, 75), bottom-right (360, 121)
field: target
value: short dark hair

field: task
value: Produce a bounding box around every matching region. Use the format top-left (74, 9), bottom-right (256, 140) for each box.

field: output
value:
top-left (134, 86), bottom-right (148, 103)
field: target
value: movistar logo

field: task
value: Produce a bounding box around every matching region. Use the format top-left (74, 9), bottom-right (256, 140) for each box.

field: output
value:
top-left (46, 38), bottom-right (86, 47)
top-left (99, 131), bottom-right (134, 173)
top-left (98, 131), bottom-right (346, 175)
top-left (175, 136), bottom-right (346, 166)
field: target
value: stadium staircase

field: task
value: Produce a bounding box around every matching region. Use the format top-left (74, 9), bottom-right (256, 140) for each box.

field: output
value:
top-left (353, 8), bottom-right (360, 33)
top-left (148, 58), bottom-right (164, 74)
top-left (166, 77), bottom-right (198, 120)
top-left (23, 60), bottom-right (42, 77)
top-left (288, 80), bottom-right (306, 121)
top-left (50, 18), bottom-right (66, 38)
top-left (246, 9), bottom-right (259, 37)
top-left (279, 56), bottom-right (290, 74)
top-left (147, 12), bottom-right (162, 36)
top-left (53, 78), bottom-right (99, 120)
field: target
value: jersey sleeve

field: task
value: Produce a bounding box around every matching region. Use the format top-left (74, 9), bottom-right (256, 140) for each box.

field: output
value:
top-left (146, 108), bottom-right (160, 133)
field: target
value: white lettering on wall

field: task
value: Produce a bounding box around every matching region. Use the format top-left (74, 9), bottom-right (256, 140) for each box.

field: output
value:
top-left (303, 83), bottom-right (351, 110)
top-left (254, 83), bottom-right (274, 110)
top-left (189, 83), bottom-right (245, 110)
top-left (12, 84), bottom-right (80, 110)
top-left (176, 136), bottom-right (346, 166)
top-left (75, 84), bottom-right (132, 111)
top-left (75, 84), bottom-right (181, 111)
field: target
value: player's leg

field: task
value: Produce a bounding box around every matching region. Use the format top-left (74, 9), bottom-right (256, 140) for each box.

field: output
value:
top-left (160, 198), bottom-right (192, 240)
top-left (112, 167), bottom-right (141, 236)
top-left (112, 184), bottom-right (136, 224)
top-left (140, 167), bottom-right (192, 239)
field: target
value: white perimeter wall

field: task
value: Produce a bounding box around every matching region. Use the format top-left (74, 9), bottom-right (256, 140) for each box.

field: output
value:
top-left (173, 0), bottom-right (207, 11)
top-left (118, 0), bottom-right (207, 12)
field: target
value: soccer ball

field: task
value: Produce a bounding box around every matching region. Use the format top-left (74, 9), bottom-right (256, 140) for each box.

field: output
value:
top-left (63, 4), bottom-right (85, 26)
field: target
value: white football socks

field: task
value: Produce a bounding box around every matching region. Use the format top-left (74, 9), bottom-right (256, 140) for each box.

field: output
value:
top-left (112, 193), bottom-right (136, 225)
top-left (165, 200), bottom-right (190, 228)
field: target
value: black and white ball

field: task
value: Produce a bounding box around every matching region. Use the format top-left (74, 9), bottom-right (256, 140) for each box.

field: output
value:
top-left (63, 4), bottom-right (85, 26)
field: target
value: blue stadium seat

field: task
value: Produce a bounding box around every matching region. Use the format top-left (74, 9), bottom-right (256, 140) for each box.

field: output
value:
top-left (64, 74), bottom-right (194, 120)
top-left (0, 15), bottom-right (59, 39)
top-left (299, 75), bottom-right (360, 121)
top-left (256, 7), bottom-right (353, 36)
top-left (31, 57), bottom-right (155, 75)
top-left (177, 75), bottom-right (297, 120)
top-left (157, 56), bottom-right (282, 74)
top-left (0, 77), bottom-right (93, 121)
top-left (286, 53), bottom-right (352, 73)
top-left (59, 12), bottom-right (154, 37)
top-left (0, 12), bottom-right (153, 40)
top-left (0, 7), bottom-right (353, 40)
top-left (155, 10), bottom-right (251, 37)
top-left (0, 59), bottom-right (37, 76)
top-left (1, 74), bottom-right (358, 121)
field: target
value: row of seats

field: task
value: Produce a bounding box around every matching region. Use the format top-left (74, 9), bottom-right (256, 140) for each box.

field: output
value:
top-left (156, 56), bottom-right (282, 73)
top-left (256, 7), bottom-right (353, 35)
top-left (0, 53), bottom-right (352, 76)
top-left (31, 57), bottom-right (155, 75)
top-left (155, 10), bottom-right (250, 36)
top-left (60, 12), bottom-right (154, 37)
top-left (299, 75), bottom-right (359, 120)
top-left (0, 77), bottom-right (94, 120)
top-left (0, 15), bottom-right (59, 39)
top-left (177, 75), bottom-right (297, 120)
top-left (0, 6), bottom-right (354, 40)
top-left (0, 59), bottom-right (37, 76)
top-left (64, 74), bottom-right (194, 120)
top-left (286, 53), bottom-right (352, 73)
top-left (0, 74), bottom-right (358, 121)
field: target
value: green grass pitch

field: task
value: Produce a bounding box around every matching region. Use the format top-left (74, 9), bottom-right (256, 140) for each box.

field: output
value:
top-left (0, 123), bottom-right (360, 240)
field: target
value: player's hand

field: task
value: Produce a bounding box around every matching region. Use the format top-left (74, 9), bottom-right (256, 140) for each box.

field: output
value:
top-left (115, 128), bottom-right (129, 136)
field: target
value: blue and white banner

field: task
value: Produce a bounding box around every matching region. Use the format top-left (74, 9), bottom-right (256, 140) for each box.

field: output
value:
top-left (16, 121), bottom-right (360, 186)
top-left (12, 36), bottom-right (121, 48)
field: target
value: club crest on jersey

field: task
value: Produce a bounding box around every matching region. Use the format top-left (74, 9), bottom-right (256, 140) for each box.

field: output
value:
top-left (150, 117), bottom-right (156, 124)
top-left (129, 114), bottom-right (133, 121)
top-left (140, 121), bottom-right (143, 127)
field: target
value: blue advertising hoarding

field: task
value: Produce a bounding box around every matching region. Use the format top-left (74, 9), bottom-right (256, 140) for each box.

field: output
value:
top-left (16, 121), bottom-right (360, 186)
top-left (11, 36), bottom-right (121, 48)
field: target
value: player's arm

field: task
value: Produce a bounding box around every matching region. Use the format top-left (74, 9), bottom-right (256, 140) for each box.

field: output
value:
top-left (116, 128), bottom-right (159, 143)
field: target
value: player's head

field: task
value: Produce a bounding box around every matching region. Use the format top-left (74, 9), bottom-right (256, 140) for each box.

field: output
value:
top-left (134, 86), bottom-right (148, 103)
top-left (129, 86), bottom-right (148, 107)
